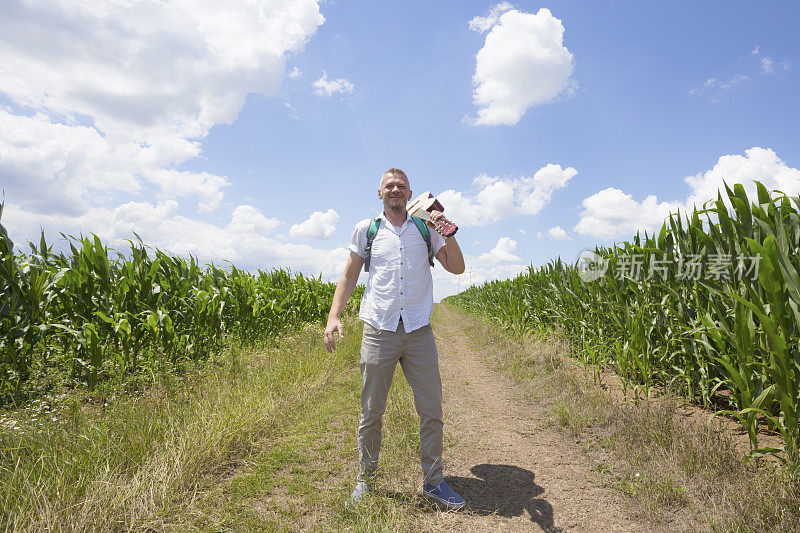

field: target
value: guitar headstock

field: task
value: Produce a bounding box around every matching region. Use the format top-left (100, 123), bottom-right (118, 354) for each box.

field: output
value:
top-left (407, 191), bottom-right (459, 237)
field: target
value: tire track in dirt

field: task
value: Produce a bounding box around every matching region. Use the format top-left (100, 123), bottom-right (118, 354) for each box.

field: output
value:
top-left (429, 304), bottom-right (662, 533)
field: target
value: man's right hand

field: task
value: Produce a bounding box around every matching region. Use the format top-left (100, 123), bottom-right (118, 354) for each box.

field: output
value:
top-left (324, 318), bottom-right (344, 353)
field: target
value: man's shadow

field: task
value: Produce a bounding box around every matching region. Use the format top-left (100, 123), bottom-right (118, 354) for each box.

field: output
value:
top-left (447, 464), bottom-right (559, 532)
top-left (382, 464), bottom-right (559, 532)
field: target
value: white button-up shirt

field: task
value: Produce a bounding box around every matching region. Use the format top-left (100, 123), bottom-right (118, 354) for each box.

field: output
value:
top-left (349, 212), bottom-right (446, 332)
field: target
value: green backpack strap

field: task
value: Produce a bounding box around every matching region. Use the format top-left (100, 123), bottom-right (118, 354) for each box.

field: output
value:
top-left (363, 218), bottom-right (382, 272)
top-left (410, 216), bottom-right (435, 267)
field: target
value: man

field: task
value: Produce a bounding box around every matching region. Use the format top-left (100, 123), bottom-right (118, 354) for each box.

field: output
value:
top-left (324, 168), bottom-right (466, 510)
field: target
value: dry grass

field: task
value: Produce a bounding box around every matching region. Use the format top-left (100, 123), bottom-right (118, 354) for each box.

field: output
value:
top-left (0, 318), bottom-right (369, 531)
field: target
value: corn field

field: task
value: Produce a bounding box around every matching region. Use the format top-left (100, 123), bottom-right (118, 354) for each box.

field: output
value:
top-left (0, 204), bottom-right (361, 405)
top-left (450, 181), bottom-right (800, 466)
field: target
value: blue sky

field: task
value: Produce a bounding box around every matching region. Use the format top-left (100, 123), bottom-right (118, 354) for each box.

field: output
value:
top-left (1, 1), bottom-right (798, 299)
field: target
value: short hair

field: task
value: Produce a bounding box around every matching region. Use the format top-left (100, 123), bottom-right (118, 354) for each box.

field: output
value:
top-left (380, 168), bottom-right (409, 188)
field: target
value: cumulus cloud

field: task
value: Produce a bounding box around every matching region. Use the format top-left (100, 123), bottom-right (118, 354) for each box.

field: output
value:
top-left (478, 237), bottom-right (521, 264)
top-left (0, 0), bottom-right (325, 214)
top-left (148, 170), bottom-right (230, 213)
top-left (289, 209), bottom-right (339, 240)
top-left (437, 164), bottom-right (577, 227)
top-left (0, 110), bottom-right (141, 215)
top-left (469, 7), bottom-right (575, 126)
top-left (761, 57), bottom-right (775, 74)
top-left (574, 147), bottom-right (800, 239)
top-left (312, 72), bottom-right (354, 97)
top-left (432, 237), bottom-right (527, 300)
top-left (0, 1), bottom-right (359, 279)
top-left (546, 226), bottom-right (570, 240)
top-left (3, 200), bottom-right (354, 279)
top-left (574, 189), bottom-right (681, 240)
top-left (683, 147), bottom-right (800, 208)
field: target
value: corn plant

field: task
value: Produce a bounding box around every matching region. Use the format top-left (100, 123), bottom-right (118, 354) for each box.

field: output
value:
top-left (0, 207), bottom-right (362, 405)
top-left (449, 181), bottom-right (800, 466)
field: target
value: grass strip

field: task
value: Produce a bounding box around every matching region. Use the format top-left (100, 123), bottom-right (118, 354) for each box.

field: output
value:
top-left (1, 316), bottom-right (447, 532)
top-left (176, 326), bottom-right (445, 532)
top-left (1, 318), bottom-right (354, 531)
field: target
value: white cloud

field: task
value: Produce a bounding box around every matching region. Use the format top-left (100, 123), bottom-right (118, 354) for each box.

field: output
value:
top-left (689, 78), bottom-right (716, 95)
top-left (470, 7), bottom-right (575, 126)
top-left (546, 226), bottom-right (570, 240)
top-left (518, 164), bottom-right (578, 214)
top-left (719, 74), bottom-right (750, 90)
top-left (312, 72), bottom-right (354, 97)
top-left (3, 200), bottom-right (352, 279)
top-left (289, 209), bottom-right (339, 240)
top-left (468, 2), bottom-right (514, 32)
top-left (683, 147), bottom-right (800, 208)
top-left (574, 147), bottom-right (800, 239)
top-left (0, 1), bottom-right (360, 278)
top-left (0, 0), bottom-right (325, 215)
top-left (574, 189), bottom-right (680, 239)
top-left (432, 238), bottom-right (526, 301)
top-left (478, 237), bottom-right (521, 264)
top-left (692, 45), bottom-right (787, 100)
top-left (437, 164), bottom-right (577, 226)
top-left (0, 0), bottom-right (352, 278)
top-left (147, 170), bottom-right (229, 213)
top-left (288, 67), bottom-right (302, 79)
top-left (227, 205), bottom-right (282, 238)
top-left (0, 110), bottom-right (141, 215)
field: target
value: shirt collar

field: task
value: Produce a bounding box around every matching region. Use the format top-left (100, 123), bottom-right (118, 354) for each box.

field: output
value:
top-left (379, 211), bottom-right (411, 227)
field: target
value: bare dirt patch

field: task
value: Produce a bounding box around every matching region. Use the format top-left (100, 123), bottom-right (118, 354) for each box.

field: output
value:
top-left (431, 304), bottom-right (659, 532)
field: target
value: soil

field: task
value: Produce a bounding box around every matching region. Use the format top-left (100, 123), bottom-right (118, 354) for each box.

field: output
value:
top-left (427, 304), bottom-right (662, 532)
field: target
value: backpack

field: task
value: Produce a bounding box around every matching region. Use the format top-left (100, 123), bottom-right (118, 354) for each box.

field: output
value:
top-left (363, 216), bottom-right (434, 272)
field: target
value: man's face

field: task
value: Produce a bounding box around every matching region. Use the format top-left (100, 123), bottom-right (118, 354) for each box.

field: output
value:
top-left (378, 173), bottom-right (412, 212)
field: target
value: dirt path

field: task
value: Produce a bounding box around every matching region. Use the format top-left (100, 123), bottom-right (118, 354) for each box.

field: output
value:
top-left (429, 304), bottom-right (658, 533)
top-left (185, 307), bottom-right (676, 531)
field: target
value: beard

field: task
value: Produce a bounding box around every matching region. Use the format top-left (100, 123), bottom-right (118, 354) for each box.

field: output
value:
top-left (384, 195), bottom-right (407, 213)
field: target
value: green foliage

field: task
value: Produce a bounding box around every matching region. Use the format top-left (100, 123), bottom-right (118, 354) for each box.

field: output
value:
top-left (448, 181), bottom-right (800, 466)
top-left (0, 205), bottom-right (362, 404)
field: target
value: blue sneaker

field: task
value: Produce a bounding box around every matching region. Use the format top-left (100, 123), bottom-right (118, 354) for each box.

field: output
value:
top-left (423, 481), bottom-right (465, 510)
top-left (345, 481), bottom-right (372, 509)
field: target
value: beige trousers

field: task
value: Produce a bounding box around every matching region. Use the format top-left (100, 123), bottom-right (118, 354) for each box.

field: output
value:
top-left (358, 320), bottom-right (444, 486)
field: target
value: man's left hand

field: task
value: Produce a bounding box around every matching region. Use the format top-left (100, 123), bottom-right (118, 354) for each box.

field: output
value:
top-left (428, 210), bottom-right (450, 234)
